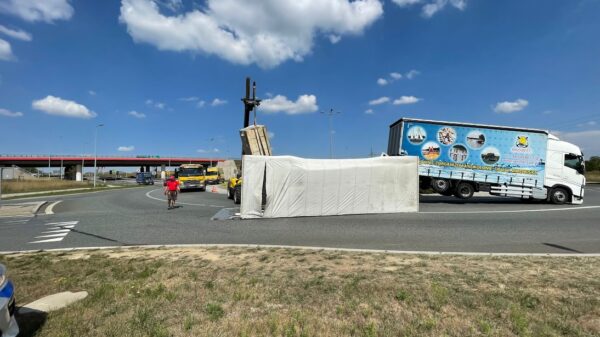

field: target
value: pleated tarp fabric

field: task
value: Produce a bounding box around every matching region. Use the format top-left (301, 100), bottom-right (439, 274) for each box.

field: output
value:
top-left (240, 155), bottom-right (418, 219)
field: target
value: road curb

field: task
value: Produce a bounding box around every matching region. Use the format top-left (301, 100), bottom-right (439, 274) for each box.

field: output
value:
top-left (1, 244), bottom-right (599, 257)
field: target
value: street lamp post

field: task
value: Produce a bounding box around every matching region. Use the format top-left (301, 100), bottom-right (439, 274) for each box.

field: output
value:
top-left (93, 123), bottom-right (104, 188)
top-left (321, 108), bottom-right (341, 159)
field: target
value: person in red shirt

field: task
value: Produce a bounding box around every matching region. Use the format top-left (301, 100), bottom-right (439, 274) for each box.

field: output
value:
top-left (164, 176), bottom-right (180, 209)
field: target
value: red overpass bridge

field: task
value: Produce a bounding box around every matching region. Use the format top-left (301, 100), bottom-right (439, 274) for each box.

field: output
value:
top-left (0, 155), bottom-right (225, 180)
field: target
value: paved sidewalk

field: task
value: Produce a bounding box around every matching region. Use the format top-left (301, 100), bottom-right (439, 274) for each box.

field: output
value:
top-left (0, 201), bottom-right (46, 217)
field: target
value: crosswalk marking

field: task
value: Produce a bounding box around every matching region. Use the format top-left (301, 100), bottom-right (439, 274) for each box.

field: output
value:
top-left (29, 221), bottom-right (79, 244)
top-left (29, 237), bottom-right (64, 244)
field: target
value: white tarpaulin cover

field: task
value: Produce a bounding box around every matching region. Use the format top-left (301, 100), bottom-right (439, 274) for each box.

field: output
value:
top-left (240, 155), bottom-right (418, 219)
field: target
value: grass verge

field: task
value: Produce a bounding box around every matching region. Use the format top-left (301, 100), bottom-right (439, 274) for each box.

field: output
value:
top-left (0, 179), bottom-right (98, 194)
top-left (2, 247), bottom-right (598, 337)
top-left (585, 171), bottom-right (600, 183)
top-left (2, 184), bottom-right (143, 200)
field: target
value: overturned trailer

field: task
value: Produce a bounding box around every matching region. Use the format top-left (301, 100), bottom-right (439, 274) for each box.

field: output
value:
top-left (240, 155), bottom-right (419, 219)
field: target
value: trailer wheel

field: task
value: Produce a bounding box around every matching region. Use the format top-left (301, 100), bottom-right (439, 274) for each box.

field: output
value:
top-left (431, 178), bottom-right (451, 193)
top-left (454, 182), bottom-right (475, 199)
top-left (550, 187), bottom-right (568, 205)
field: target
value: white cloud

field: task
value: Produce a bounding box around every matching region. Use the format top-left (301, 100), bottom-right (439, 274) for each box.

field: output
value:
top-left (32, 95), bottom-right (96, 119)
top-left (267, 131), bottom-right (275, 139)
top-left (377, 78), bottom-right (388, 86)
top-left (393, 96), bottom-right (421, 105)
top-left (178, 96), bottom-right (199, 101)
top-left (406, 69), bottom-right (420, 79)
top-left (553, 130), bottom-right (600, 155)
top-left (493, 99), bottom-right (529, 113)
top-left (88, 90), bottom-right (96, 96)
top-left (0, 0), bottom-right (74, 23)
top-left (211, 98), bottom-right (227, 106)
top-left (197, 148), bottom-right (220, 153)
top-left (260, 94), bottom-right (319, 115)
top-left (196, 100), bottom-right (206, 108)
top-left (119, 0), bottom-right (383, 68)
top-left (328, 34), bottom-right (341, 44)
top-left (422, 0), bottom-right (467, 18)
top-left (369, 96), bottom-right (390, 105)
top-left (392, 0), bottom-right (467, 18)
top-left (145, 99), bottom-right (165, 109)
top-left (392, 0), bottom-right (422, 6)
top-left (390, 72), bottom-right (403, 80)
top-left (0, 25), bottom-right (32, 41)
top-left (577, 121), bottom-right (597, 127)
top-left (128, 110), bottom-right (146, 118)
top-left (0, 108), bottom-right (23, 117)
top-left (118, 145), bottom-right (135, 152)
top-left (365, 108), bottom-right (374, 114)
top-left (0, 38), bottom-right (15, 61)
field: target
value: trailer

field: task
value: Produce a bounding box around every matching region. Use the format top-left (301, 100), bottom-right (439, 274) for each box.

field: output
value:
top-left (388, 118), bottom-right (586, 204)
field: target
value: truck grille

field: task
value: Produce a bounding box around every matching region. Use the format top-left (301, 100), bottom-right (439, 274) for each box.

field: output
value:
top-left (185, 180), bottom-right (200, 185)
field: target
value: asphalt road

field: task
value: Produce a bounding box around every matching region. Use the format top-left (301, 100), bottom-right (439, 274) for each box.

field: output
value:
top-left (1, 185), bottom-right (599, 254)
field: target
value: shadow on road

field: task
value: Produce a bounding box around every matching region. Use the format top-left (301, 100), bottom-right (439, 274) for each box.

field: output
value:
top-left (420, 195), bottom-right (544, 205)
top-left (542, 243), bottom-right (584, 254)
top-left (68, 228), bottom-right (138, 246)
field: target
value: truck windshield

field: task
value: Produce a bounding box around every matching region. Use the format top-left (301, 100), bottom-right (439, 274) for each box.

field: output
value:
top-left (178, 168), bottom-right (203, 177)
top-left (564, 154), bottom-right (584, 174)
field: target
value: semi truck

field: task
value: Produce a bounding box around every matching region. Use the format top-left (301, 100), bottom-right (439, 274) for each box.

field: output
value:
top-left (388, 118), bottom-right (585, 204)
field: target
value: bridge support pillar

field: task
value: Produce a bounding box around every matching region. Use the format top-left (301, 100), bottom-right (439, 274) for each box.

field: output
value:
top-left (64, 165), bottom-right (77, 180)
top-left (75, 164), bottom-right (83, 181)
top-left (146, 165), bottom-right (150, 173)
top-left (140, 166), bottom-right (145, 172)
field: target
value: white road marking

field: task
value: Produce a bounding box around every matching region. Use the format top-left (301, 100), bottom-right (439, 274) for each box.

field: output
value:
top-left (45, 200), bottom-right (62, 215)
top-left (29, 221), bottom-right (78, 244)
top-left (45, 221), bottom-right (78, 226)
top-left (145, 189), bottom-right (224, 208)
top-left (28, 238), bottom-right (64, 244)
top-left (42, 229), bottom-right (72, 234)
top-left (35, 233), bottom-right (70, 239)
top-left (46, 225), bottom-right (75, 230)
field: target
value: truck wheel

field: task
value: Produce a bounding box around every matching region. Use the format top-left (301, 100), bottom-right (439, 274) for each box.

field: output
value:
top-left (227, 188), bottom-right (233, 199)
top-left (233, 186), bottom-right (241, 205)
top-left (550, 187), bottom-right (569, 205)
top-left (440, 188), bottom-right (455, 196)
top-left (431, 178), bottom-right (451, 193)
top-left (454, 182), bottom-right (475, 199)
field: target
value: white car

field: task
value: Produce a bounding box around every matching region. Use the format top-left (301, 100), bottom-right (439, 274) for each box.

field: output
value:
top-left (0, 264), bottom-right (19, 337)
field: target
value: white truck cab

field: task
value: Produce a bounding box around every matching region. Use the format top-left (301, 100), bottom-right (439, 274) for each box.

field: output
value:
top-left (545, 135), bottom-right (586, 204)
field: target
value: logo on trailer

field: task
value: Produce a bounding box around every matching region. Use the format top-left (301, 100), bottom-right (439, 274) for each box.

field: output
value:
top-left (516, 136), bottom-right (528, 148)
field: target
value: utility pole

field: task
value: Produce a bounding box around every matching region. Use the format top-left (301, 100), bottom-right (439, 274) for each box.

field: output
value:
top-left (321, 108), bottom-right (341, 159)
top-left (93, 123), bottom-right (104, 188)
top-left (0, 167), bottom-right (3, 201)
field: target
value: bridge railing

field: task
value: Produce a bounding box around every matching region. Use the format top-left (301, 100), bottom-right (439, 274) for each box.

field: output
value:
top-left (0, 154), bottom-right (219, 159)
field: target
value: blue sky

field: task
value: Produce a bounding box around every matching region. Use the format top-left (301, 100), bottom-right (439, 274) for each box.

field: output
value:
top-left (1, 0), bottom-right (599, 160)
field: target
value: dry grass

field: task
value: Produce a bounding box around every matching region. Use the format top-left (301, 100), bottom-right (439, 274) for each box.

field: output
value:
top-left (2, 247), bottom-right (599, 337)
top-left (1, 179), bottom-right (97, 194)
top-left (586, 171), bottom-right (600, 183)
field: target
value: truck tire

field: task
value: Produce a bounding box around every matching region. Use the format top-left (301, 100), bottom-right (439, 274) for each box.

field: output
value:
top-left (227, 187), bottom-right (233, 199)
top-left (431, 178), bottom-right (451, 193)
top-left (454, 182), bottom-right (475, 199)
top-left (233, 186), bottom-right (241, 205)
top-left (550, 187), bottom-right (569, 205)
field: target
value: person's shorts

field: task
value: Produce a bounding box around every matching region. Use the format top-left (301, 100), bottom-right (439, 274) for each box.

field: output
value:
top-left (168, 190), bottom-right (178, 201)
